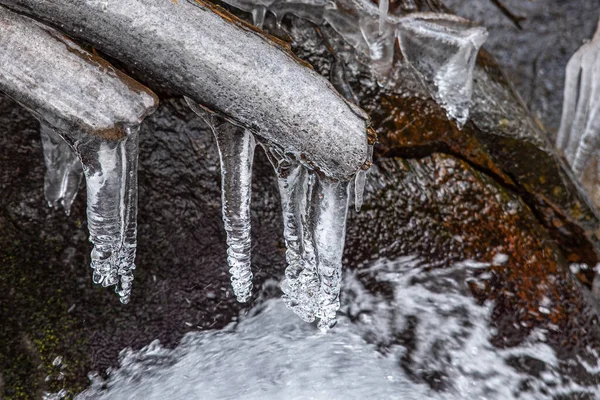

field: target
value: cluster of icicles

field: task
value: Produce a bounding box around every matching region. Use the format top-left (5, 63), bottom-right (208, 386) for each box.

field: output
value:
top-left (39, 99), bottom-right (372, 329)
top-left (0, 0), bottom-right (489, 330)
top-left (222, 0), bottom-right (488, 127)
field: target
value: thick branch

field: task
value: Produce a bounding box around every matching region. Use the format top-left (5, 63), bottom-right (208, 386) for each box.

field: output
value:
top-left (0, 0), bottom-right (370, 180)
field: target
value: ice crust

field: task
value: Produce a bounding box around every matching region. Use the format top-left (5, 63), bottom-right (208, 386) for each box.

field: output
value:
top-left (0, 7), bottom-right (157, 303)
top-left (556, 20), bottom-right (600, 177)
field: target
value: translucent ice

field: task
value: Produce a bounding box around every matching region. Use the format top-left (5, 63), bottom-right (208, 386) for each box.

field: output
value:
top-left (212, 121), bottom-right (256, 303)
top-left (556, 20), bottom-right (600, 177)
top-left (0, 7), bottom-right (157, 303)
top-left (75, 128), bottom-right (141, 303)
top-left (211, 0), bottom-right (486, 124)
top-left (397, 14), bottom-right (488, 127)
top-left (378, 0), bottom-right (389, 34)
top-left (186, 99), bottom-right (256, 302)
top-left (1, 0), bottom-right (370, 181)
top-left (40, 124), bottom-right (83, 215)
top-left (354, 144), bottom-right (373, 212)
top-left (311, 179), bottom-right (350, 330)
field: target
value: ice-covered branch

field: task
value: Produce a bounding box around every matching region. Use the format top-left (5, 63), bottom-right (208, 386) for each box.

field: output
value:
top-left (217, 0), bottom-right (487, 127)
top-left (0, 0), bottom-right (370, 181)
top-left (0, 7), bottom-right (158, 303)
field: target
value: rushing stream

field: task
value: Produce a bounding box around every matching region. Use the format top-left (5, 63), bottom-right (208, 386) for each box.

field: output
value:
top-left (65, 257), bottom-right (596, 400)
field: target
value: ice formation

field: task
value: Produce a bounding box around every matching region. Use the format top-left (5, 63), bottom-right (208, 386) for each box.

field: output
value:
top-left (1, 0), bottom-right (370, 181)
top-left (188, 94), bottom-right (362, 327)
top-left (397, 14), bottom-right (488, 127)
top-left (70, 261), bottom-right (597, 400)
top-left (212, 0), bottom-right (487, 127)
top-left (556, 20), bottom-right (600, 177)
top-left (0, 7), bottom-right (158, 303)
top-left (39, 124), bottom-right (83, 215)
top-left (2, 0), bottom-right (375, 324)
top-left (186, 100), bottom-right (257, 303)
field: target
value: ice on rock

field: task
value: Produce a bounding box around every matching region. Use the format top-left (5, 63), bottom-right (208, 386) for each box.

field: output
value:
top-left (40, 124), bottom-right (83, 215)
top-left (186, 99), bottom-right (256, 303)
top-left (397, 14), bottom-right (488, 127)
top-left (556, 20), bottom-right (600, 177)
top-left (0, 7), bottom-right (157, 303)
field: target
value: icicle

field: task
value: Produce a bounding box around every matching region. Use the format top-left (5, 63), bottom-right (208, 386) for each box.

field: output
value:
top-left (214, 124), bottom-right (256, 303)
top-left (397, 14), bottom-right (488, 127)
top-left (74, 127), bottom-right (140, 304)
top-left (311, 178), bottom-right (350, 330)
top-left (186, 98), bottom-right (256, 303)
top-left (378, 0), bottom-right (389, 35)
top-left (252, 6), bottom-right (267, 28)
top-left (354, 143), bottom-right (373, 212)
top-left (40, 124), bottom-right (83, 215)
top-left (556, 20), bottom-right (600, 177)
top-left (275, 162), bottom-right (321, 322)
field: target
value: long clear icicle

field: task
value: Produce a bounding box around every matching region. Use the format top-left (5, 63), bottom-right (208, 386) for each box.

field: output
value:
top-left (213, 124), bottom-right (256, 303)
top-left (39, 124), bottom-right (83, 215)
top-left (378, 0), bottom-right (389, 35)
top-left (186, 98), bottom-right (257, 303)
top-left (75, 127), bottom-right (140, 304)
top-left (312, 178), bottom-right (350, 330)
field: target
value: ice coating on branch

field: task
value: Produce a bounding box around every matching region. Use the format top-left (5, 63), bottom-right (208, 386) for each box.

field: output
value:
top-left (1, 0), bottom-right (369, 181)
top-left (0, 7), bottom-right (157, 303)
top-left (76, 128), bottom-right (140, 304)
top-left (556, 20), bottom-right (600, 177)
top-left (40, 124), bottom-right (83, 215)
top-left (397, 14), bottom-right (488, 127)
top-left (186, 99), bottom-right (256, 302)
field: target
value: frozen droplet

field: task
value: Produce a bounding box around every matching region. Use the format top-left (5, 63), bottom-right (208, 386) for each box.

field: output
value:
top-left (40, 124), bottom-right (83, 215)
top-left (252, 6), bottom-right (267, 28)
